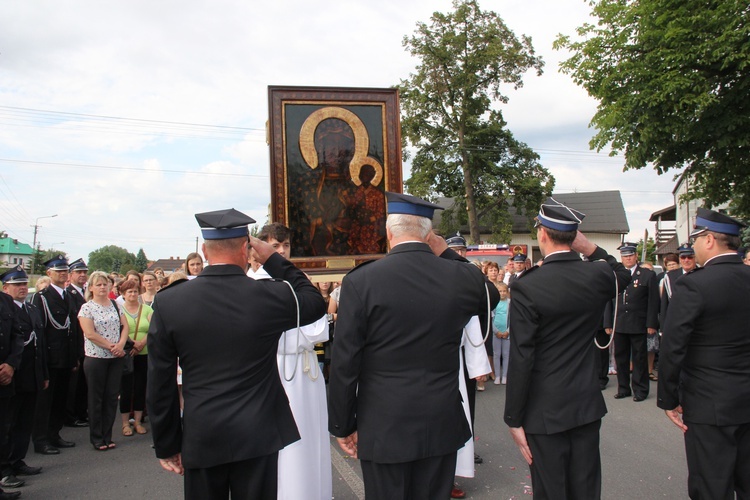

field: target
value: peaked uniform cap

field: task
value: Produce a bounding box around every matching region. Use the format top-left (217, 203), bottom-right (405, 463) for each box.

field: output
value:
top-left (677, 243), bottom-right (694, 256)
top-left (618, 242), bottom-right (638, 255)
top-left (69, 258), bottom-right (89, 271)
top-left (445, 232), bottom-right (467, 248)
top-left (691, 207), bottom-right (746, 237)
top-left (385, 192), bottom-right (443, 220)
top-left (512, 254), bottom-right (527, 262)
top-left (43, 255), bottom-right (69, 270)
top-left (537, 198), bottom-right (585, 232)
top-left (0, 265), bottom-right (29, 284)
top-left (195, 208), bottom-right (256, 240)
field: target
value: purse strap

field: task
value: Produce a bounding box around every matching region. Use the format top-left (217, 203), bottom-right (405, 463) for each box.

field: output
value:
top-left (133, 305), bottom-right (143, 341)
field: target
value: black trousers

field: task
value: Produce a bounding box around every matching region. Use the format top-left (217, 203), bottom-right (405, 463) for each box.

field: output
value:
top-left (120, 355), bottom-right (148, 413)
top-left (595, 330), bottom-right (610, 388)
top-left (614, 332), bottom-right (649, 397)
top-left (65, 358), bottom-right (88, 423)
top-left (83, 356), bottom-right (123, 445)
top-left (2, 391), bottom-right (37, 471)
top-left (360, 452), bottom-right (457, 500)
top-left (684, 421), bottom-right (750, 500)
top-left (184, 452), bottom-right (278, 500)
top-left (0, 397), bottom-right (12, 473)
top-left (526, 419), bottom-right (602, 500)
top-left (32, 366), bottom-right (71, 446)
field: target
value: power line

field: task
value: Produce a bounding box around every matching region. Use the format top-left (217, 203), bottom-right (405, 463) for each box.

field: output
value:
top-left (0, 158), bottom-right (270, 178)
top-left (0, 105), bottom-right (264, 132)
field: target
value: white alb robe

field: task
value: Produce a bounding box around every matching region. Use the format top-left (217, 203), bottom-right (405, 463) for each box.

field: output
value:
top-left (249, 266), bottom-right (333, 500)
top-left (456, 315), bottom-right (492, 478)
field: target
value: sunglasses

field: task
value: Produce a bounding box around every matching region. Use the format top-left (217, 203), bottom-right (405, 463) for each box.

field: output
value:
top-left (679, 255), bottom-right (695, 259)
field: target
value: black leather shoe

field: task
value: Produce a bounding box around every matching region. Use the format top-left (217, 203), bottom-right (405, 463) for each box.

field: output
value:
top-left (12, 462), bottom-right (42, 476)
top-left (0, 475), bottom-right (24, 488)
top-left (633, 395), bottom-right (647, 402)
top-left (51, 437), bottom-right (75, 448)
top-left (614, 392), bottom-right (632, 399)
top-left (34, 444), bottom-right (59, 455)
top-left (71, 419), bottom-right (89, 427)
top-left (0, 491), bottom-right (22, 499)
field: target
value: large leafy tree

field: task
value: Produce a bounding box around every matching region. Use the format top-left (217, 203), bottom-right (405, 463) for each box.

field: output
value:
top-left (555, 0), bottom-right (750, 216)
top-left (88, 245), bottom-right (136, 273)
top-left (399, 0), bottom-right (549, 243)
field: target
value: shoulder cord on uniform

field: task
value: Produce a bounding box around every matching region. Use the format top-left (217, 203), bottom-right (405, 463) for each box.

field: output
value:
top-left (21, 305), bottom-right (37, 347)
top-left (279, 280), bottom-right (319, 382)
top-left (594, 270), bottom-right (619, 350)
top-left (39, 294), bottom-right (70, 331)
top-left (465, 282), bottom-right (492, 348)
top-left (663, 273), bottom-right (673, 299)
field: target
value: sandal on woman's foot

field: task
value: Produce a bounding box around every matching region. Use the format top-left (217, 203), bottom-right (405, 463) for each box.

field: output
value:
top-left (649, 372), bottom-right (658, 381)
top-left (135, 424), bottom-right (148, 435)
top-left (93, 442), bottom-right (107, 451)
top-left (122, 425), bottom-right (133, 437)
top-left (107, 442), bottom-right (116, 449)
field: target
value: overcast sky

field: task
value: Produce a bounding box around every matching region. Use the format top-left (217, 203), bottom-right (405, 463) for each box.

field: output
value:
top-left (0, 0), bottom-right (676, 265)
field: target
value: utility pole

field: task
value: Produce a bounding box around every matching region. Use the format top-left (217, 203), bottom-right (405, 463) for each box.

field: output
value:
top-left (31, 214), bottom-right (57, 272)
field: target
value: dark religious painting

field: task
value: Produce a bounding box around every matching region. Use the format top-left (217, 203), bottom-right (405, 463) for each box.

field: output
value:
top-left (268, 87), bottom-right (402, 272)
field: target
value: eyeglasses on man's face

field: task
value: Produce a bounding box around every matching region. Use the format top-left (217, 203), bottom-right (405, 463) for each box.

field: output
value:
top-left (689, 233), bottom-right (708, 245)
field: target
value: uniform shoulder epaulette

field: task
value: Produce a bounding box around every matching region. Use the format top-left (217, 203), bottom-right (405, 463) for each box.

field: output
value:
top-left (158, 278), bottom-right (188, 292)
top-left (520, 265), bottom-right (539, 277)
top-left (346, 259), bottom-right (376, 275)
top-left (685, 267), bottom-right (704, 276)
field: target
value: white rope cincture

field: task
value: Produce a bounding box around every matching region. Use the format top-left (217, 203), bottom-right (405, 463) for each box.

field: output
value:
top-left (466, 282), bottom-right (492, 348)
top-left (595, 269), bottom-right (620, 350)
top-left (280, 279), bottom-right (303, 382)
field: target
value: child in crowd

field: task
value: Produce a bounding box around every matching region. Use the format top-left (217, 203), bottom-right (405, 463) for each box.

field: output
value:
top-left (492, 282), bottom-right (510, 384)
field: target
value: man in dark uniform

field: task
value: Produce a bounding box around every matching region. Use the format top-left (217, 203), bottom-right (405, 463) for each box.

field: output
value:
top-left (1, 267), bottom-right (47, 489)
top-left (328, 192), bottom-right (497, 500)
top-left (659, 243), bottom-right (696, 321)
top-left (147, 208), bottom-right (326, 500)
top-left (0, 271), bottom-right (24, 500)
top-left (504, 199), bottom-right (630, 500)
top-left (65, 258), bottom-right (89, 428)
top-left (605, 242), bottom-right (660, 401)
top-left (658, 207), bottom-right (750, 499)
top-left (31, 255), bottom-right (77, 455)
top-left (507, 253), bottom-right (526, 286)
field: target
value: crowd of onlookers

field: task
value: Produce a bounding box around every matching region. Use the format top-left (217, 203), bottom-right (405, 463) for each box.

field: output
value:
top-left (0, 252), bottom-right (225, 499)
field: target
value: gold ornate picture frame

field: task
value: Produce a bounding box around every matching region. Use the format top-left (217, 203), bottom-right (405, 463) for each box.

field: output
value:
top-left (268, 86), bottom-right (402, 274)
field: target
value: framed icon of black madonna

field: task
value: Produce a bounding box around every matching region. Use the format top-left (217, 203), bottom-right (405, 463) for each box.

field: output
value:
top-left (268, 86), bottom-right (403, 273)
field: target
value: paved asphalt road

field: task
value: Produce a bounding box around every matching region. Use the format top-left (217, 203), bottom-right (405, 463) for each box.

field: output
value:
top-left (13, 376), bottom-right (690, 499)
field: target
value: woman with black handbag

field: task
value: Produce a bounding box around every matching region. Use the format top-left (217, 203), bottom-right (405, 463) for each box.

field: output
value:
top-left (117, 279), bottom-right (152, 437)
top-left (77, 271), bottom-right (128, 451)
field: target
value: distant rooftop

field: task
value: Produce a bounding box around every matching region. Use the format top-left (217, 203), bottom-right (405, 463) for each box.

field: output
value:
top-left (433, 190), bottom-right (630, 234)
top-left (0, 236), bottom-right (34, 256)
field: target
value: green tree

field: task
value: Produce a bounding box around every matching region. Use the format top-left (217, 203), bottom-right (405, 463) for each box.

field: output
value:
top-left (636, 237), bottom-right (657, 264)
top-left (88, 245), bottom-right (136, 273)
top-left (135, 248), bottom-right (148, 272)
top-left (554, 0), bottom-right (750, 217)
top-left (399, 0), bottom-right (547, 243)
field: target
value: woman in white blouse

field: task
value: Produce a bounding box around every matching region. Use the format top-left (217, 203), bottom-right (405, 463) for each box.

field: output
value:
top-left (78, 271), bottom-right (128, 451)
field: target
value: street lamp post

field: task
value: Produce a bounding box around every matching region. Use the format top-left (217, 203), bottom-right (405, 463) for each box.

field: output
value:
top-left (31, 214), bottom-right (58, 273)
